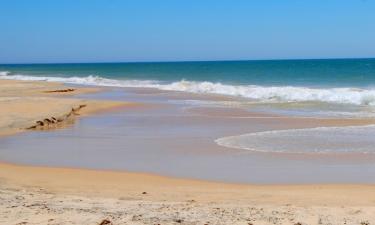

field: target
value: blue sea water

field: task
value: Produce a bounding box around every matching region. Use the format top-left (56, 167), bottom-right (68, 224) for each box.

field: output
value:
top-left (1, 58), bottom-right (375, 107)
top-left (1, 59), bottom-right (375, 86)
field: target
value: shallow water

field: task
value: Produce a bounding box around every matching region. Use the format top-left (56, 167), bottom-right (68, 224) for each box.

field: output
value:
top-left (0, 87), bottom-right (375, 184)
top-left (216, 125), bottom-right (375, 154)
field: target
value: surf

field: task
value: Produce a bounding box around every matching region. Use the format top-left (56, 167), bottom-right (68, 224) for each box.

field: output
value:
top-left (2, 71), bottom-right (375, 106)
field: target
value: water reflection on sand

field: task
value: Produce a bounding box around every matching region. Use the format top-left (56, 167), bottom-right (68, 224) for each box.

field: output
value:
top-left (1, 87), bottom-right (375, 184)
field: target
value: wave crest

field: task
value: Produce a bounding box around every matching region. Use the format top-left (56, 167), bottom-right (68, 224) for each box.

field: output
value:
top-left (2, 71), bottom-right (375, 106)
top-left (0, 71), bottom-right (10, 76)
top-left (161, 81), bottom-right (375, 106)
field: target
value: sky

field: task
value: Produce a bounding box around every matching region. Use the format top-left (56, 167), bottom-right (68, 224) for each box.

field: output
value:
top-left (0, 0), bottom-right (374, 64)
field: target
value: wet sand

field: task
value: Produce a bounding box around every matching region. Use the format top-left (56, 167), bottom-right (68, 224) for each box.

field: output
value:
top-left (1, 79), bottom-right (375, 224)
top-left (0, 79), bottom-right (128, 136)
top-left (2, 87), bottom-right (375, 184)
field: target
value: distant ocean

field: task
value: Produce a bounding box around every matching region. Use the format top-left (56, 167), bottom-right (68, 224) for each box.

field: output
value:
top-left (1, 58), bottom-right (375, 107)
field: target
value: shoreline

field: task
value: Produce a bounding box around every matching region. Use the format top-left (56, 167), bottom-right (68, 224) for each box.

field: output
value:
top-left (1, 78), bottom-right (375, 185)
top-left (0, 79), bottom-right (130, 136)
top-left (1, 78), bottom-right (375, 183)
top-left (1, 79), bottom-right (375, 224)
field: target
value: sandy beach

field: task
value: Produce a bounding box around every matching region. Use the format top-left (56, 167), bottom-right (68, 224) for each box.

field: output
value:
top-left (1, 162), bottom-right (375, 225)
top-left (0, 79), bottom-right (128, 136)
top-left (1, 79), bottom-right (375, 225)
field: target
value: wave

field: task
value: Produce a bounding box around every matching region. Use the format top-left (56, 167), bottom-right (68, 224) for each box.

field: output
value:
top-left (215, 125), bottom-right (375, 154)
top-left (0, 72), bottom-right (160, 87)
top-left (0, 71), bottom-right (10, 76)
top-left (2, 71), bottom-right (375, 106)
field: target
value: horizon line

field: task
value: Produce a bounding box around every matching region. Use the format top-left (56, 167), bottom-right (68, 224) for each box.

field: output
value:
top-left (1, 56), bottom-right (375, 66)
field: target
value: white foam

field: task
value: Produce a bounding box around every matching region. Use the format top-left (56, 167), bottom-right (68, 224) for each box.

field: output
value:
top-left (216, 125), bottom-right (375, 154)
top-left (2, 71), bottom-right (375, 106)
top-left (0, 71), bottom-right (10, 76)
top-left (0, 72), bottom-right (159, 87)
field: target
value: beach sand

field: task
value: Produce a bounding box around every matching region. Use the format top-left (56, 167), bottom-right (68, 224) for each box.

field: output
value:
top-left (1, 162), bottom-right (375, 225)
top-left (0, 79), bottom-right (128, 136)
top-left (1, 79), bottom-right (375, 225)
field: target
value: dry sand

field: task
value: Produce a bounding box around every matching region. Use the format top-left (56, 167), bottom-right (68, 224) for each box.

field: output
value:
top-left (0, 79), bottom-right (374, 225)
top-left (1, 163), bottom-right (374, 225)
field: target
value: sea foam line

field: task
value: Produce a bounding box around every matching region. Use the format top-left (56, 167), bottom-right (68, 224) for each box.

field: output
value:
top-left (215, 125), bottom-right (375, 154)
top-left (2, 71), bottom-right (375, 106)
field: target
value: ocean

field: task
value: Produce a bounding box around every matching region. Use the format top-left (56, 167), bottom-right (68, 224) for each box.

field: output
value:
top-left (1, 58), bottom-right (375, 106)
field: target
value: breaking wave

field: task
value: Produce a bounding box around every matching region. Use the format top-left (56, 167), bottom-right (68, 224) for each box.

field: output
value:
top-left (2, 71), bottom-right (375, 106)
top-left (0, 71), bottom-right (10, 76)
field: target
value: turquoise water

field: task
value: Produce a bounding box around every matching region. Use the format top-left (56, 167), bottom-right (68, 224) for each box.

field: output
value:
top-left (1, 59), bottom-right (375, 87)
top-left (1, 59), bottom-right (375, 107)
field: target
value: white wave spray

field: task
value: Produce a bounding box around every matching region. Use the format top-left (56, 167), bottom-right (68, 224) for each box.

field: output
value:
top-left (2, 71), bottom-right (375, 106)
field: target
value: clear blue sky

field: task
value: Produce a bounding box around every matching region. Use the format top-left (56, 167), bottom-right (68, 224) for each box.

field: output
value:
top-left (0, 0), bottom-right (374, 63)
